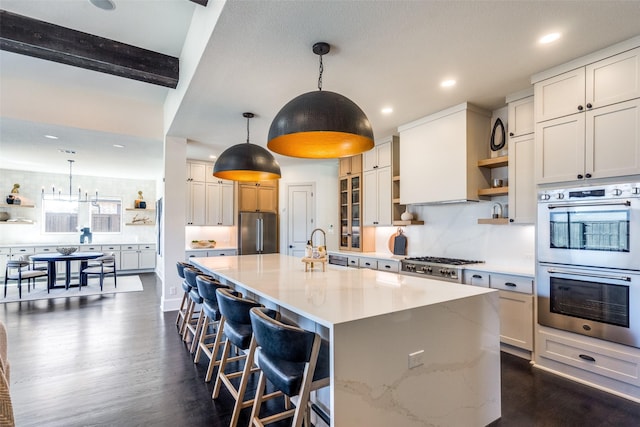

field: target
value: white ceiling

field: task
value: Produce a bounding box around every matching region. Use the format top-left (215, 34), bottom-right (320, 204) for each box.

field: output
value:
top-left (1, 0), bottom-right (640, 180)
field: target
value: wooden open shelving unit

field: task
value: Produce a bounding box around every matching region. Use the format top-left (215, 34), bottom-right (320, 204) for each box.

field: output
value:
top-left (477, 155), bottom-right (509, 224)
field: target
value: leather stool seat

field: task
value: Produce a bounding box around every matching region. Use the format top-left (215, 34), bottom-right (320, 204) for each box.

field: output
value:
top-left (249, 307), bottom-right (331, 427)
top-left (193, 275), bottom-right (229, 381)
top-left (175, 262), bottom-right (194, 331)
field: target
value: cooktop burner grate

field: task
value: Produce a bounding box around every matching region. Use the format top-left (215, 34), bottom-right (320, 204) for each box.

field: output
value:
top-left (403, 257), bottom-right (484, 265)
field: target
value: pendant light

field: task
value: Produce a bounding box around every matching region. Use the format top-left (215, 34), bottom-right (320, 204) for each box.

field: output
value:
top-left (267, 42), bottom-right (374, 159)
top-left (213, 112), bottom-right (281, 181)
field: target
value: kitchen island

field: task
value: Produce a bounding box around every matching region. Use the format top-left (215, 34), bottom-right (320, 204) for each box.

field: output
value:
top-left (191, 254), bottom-right (501, 426)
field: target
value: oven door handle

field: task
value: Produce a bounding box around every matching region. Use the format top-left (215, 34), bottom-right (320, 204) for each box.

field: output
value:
top-left (547, 200), bottom-right (631, 209)
top-left (547, 268), bottom-right (632, 282)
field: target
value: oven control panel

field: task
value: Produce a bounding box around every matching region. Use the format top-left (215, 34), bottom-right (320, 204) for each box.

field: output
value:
top-left (539, 182), bottom-right (640, 202)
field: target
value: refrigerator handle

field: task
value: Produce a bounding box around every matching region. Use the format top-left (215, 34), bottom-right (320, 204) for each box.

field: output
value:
top-left (256, 218), bottom-right (261, 252)
top-left (259, 218), bottom-right (264, 251)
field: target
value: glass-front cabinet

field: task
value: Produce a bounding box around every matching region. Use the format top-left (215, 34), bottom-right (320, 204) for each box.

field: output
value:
top-left (340, 175), bottom-right (362, 251)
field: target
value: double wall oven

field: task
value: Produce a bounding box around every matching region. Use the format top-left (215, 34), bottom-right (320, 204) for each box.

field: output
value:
top-left (537, 182), bottom-right (640, 348)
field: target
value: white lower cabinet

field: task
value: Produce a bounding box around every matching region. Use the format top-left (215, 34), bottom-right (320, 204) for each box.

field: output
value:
top-left (186, 249), bottom-right (237, 258)
top-left (538, 329), bottom-right (640, 387)
top-left (377, 259), bottom-right (400, 273)
top-left (121, 244), bottom-right (156, 271)
top-left (359, 257), bottom-right (378, 270)
top-left (464, 270), bottom-right (534, 354)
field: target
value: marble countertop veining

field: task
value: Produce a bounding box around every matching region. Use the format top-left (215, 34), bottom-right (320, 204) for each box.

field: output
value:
top-left (190, 253), bottom-right (496, 328)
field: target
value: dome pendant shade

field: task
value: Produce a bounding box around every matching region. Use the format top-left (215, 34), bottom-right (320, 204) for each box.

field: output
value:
top-left (267, 90), bottom-right (374, 159)
top-left (213, 143), bottom-right (281, 181)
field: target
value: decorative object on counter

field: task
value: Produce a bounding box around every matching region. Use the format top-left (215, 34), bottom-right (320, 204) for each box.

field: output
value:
top-left (267, 42), bottom-right (374, 159)
top-left (400, 206), bottom-right (414, 221)
top-left (134, 191), bottom-right (146, 209)
top-left (0, 212), bottom-right (9, 221)
top-left (492, 203), bottom-right (504, 219)
top-left (491, 178), bottom-right (504, 188)
top-left (213, 112), bottom-right (281, 181)
top-left (190, 240), bottom-right (216, 249)
top-left (302, 228), bottom-right (327, 271)
top-left (80, 227), bottom-right (92, 244)
top-left (10, 183), bottom-right (20, 194)
top-left (42, 159), bottom-right (99, 203)
top-left (56, 247), bottom-right (78, 256)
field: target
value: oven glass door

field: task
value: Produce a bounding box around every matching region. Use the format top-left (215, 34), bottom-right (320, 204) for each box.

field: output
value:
top-left (538, 198), bottom-right (638, 269)
top-left (538, 264), bottom-right (640, 348)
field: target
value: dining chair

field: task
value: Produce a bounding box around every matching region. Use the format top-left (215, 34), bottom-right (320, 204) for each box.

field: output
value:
top-left (81, 255), bottom-right (117, 291)
top-left (4, 256), bottom-right (49, 299)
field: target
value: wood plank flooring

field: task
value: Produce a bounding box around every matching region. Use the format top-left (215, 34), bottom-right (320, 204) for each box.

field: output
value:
top-left (2, 273), bottom-right (640, 426)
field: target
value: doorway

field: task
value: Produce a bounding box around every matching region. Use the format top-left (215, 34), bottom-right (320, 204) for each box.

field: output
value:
top-left (286, 183), bottom-right (315, 257)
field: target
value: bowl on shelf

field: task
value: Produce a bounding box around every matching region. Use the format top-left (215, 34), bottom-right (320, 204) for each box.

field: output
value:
top-left (56, 247), bottom-right (78, 256)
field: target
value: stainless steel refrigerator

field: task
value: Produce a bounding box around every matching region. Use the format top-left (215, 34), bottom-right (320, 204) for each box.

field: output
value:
top-left (238, 212), bottom-right (278, 255)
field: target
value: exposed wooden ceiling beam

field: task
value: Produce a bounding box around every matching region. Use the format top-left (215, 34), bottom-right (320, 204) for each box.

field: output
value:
top-left (189, 0), bottom-right (209, 6)
top-left (0, 10), bottom-right (179, 88)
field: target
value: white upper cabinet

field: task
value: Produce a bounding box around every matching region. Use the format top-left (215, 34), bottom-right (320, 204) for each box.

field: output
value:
top-left (363, 140), bottom-right (392, 171)
top-left (399, 103), bottom-right (490, 205)
top-left (187, 161), bottom-right (235, 225)
top-left (534, 45), bottom-right (640, 184)
top-left (508, 96), bottom-right (535, 138)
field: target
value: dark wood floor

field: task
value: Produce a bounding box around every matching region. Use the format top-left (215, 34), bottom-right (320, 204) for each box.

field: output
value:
top-left (3, 273), bottom-right (640, 426)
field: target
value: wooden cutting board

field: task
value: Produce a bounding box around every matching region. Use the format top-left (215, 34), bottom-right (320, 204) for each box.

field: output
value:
top-left (387, 230), bottom-right (407, 255)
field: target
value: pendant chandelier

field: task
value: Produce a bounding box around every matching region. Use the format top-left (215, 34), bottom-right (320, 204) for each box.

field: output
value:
top-left (41, 159), bottom-right (99, 203)
top-left (213, 112), bottom-right (281, 181)
top-left (267, 42), bottom-right (374, 159)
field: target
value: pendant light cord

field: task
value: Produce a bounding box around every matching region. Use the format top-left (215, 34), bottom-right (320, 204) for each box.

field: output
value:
top-left (317, 54), bottom-right (323, 91)
top-left (246, 115), bottom-right (250, 143)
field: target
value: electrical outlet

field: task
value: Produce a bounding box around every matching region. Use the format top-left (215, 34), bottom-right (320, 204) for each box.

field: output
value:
top-left (408, 350), bottom-right (424, 369)
top-left (169, 287), bottom-right (177, 296)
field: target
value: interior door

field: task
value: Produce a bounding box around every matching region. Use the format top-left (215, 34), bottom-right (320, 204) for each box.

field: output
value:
top-left (287, 184), bottom-right (315, 256)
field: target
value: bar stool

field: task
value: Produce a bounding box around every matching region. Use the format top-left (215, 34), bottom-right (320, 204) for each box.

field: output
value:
top-left (175, 262), bottom-right (193, 331)
top-left (213, 288), bottom-right (281, 427)
top-left (183, 271), bottom-right (212, 349)
top-left (249, 307), bottom-right (330, 427)
top-left (192, 274), bottom-right (229, 370)
top-left (180, 266), bottom-right (202, 339)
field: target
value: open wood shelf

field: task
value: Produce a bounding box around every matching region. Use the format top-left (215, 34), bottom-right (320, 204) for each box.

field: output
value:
top-left (477, 155), bottom-right (508, 168)
top-left (477, 218), bottom-right (510, 225)
top-left (478, 186), bottom-right (509, 197)
top-left (0, 203), bottom-right (35, 208)
top-left (125, 208), bottom-right (155, 211)
top-left (393, 220), bottom-right (425, 226)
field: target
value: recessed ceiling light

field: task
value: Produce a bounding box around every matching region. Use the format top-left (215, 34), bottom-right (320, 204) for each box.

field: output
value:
top-left (113, 144), bottom-right (125, 148)
top-left (89, 0), bottom-right (116, 11)
top-left (209, 155), bottom-right (217, 160)
top-left (44, 134), bottom-right (58, 140)
top-left (381, 107), bottom-right (393, 115)
top-left (539, 32), bottom-right (561, 44)
top-left (58, 149), bottom-right (76, 154)
top-left (440, 79), bottom-right (456, 88)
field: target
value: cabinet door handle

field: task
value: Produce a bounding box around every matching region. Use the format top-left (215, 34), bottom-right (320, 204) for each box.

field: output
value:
top-left (577, 174), bottom-right (584, 179)
top-left (384, 265), bottom-right (391, 269)
top-left (585, 173), bottom-right (592, 178)
top-left (472, 274), bottom-right (483, 279)
top-left (578, 354), bottom-right (596, 362)
top-left (586, 103), bottom-right (593, 109)
top-left (505, 282), bottom-right (517, 287)
top-left (365, 262), bottom-right (371, 266)
top-left (509, 132), bottom-right (514, 137)
top-left (577, 105), bottom-right (584, 111)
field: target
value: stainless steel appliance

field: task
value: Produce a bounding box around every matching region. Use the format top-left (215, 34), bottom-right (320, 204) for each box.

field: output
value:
top-left (538, 183), bottom-right (639, 270)
top-left (537, 263), bottom-right (640, 348)
top-left (238, 212), bottom-right (277, 255)
top-left (401, 257), bottom-right (484, 283)
top-left (537, 182), bottom-right (640, 348)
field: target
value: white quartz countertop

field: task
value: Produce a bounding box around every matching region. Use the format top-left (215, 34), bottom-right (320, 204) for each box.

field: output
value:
top-left (190, 254), bottom-right (496, 328)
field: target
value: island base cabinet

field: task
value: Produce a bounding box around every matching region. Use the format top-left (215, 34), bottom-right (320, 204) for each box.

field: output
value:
top-left (498, 290), bottom-right (533, 351)
top-left (332, 293), bottom-right (501, 427)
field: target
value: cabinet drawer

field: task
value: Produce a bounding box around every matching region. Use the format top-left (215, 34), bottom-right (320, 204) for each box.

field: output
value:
top-left (539, 331), bottom-right (640, 386)
top-left (464, 270), bottom-right (490, 288)
top-left (0, 247), bottom-right (10, 256)
top-left (36, 246), bottom-right (58, 253)
top-left (208, 250), bottom-right (236, 256)
top-left (490, 273), bottom-right (533, 294)
top-left (81, 245), bottom-right (102, 252)
top-left (120, 244), bottom-right (139, 251)
top-left (101, 245), bottom-right (121, 252)
top-left (11, 247), bottom-right (34, 256)
top-left (347, 257), bottom-right (360, 268)
top-left (139, 244), bottom-right (155, 251)
top-left (377, 260), bottom-right (400, 273)
top-left (359, 257), bottom-right (378, 270)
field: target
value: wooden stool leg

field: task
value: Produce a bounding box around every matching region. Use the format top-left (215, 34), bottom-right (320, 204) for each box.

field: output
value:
top-left (204, 318), bottom-right (226, 382)
top-left (229, 337), bottom-right (257, 427)
top-left (212, 339), bottom-right (232, 399)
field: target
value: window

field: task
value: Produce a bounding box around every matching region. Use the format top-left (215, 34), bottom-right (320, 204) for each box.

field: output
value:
top-left (91, 199), bottom-right (122, 233)
top-left (43, 198), bottom-right (122, 234)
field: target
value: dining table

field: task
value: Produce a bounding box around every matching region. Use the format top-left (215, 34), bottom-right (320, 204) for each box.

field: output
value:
top-left (31, 252), bottom-right (104, 290)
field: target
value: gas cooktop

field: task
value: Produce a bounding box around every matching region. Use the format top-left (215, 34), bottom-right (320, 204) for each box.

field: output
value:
top-left (401, 256), bottom-right (484, 282)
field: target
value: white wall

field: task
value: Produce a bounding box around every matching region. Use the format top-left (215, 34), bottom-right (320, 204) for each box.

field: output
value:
top-left (374, 201), bottom-right (535, 269)
top-left (0, 168), bottom-right (157, 245)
